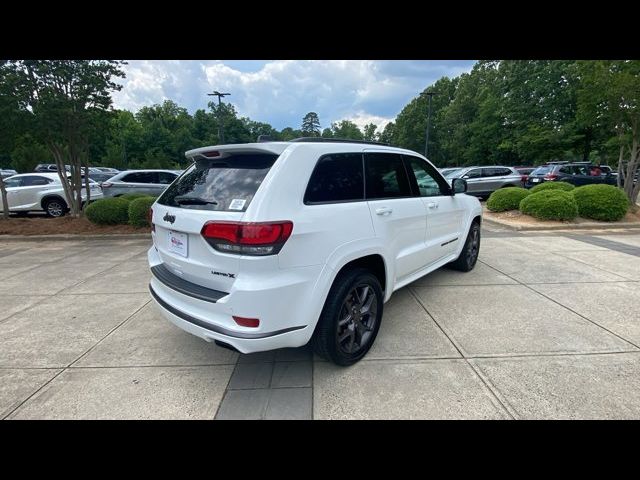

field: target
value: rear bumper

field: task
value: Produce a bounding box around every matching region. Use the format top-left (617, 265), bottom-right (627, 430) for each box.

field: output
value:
top-left (147, 246), bottom-right (323, 353)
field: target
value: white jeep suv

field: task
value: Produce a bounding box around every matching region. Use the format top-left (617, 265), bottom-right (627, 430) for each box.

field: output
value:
top-left (148, 139), bottom-right (482, 365)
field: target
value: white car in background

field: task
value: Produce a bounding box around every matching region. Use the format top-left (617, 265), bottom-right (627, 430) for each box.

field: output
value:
top-left (0, 173), bottom-right (103, 217)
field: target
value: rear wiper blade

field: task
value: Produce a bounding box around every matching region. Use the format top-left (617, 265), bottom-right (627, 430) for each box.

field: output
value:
top-left (174, 196), bottom-right (218, 206)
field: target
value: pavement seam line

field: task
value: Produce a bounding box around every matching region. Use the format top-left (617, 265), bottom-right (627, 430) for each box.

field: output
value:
top-left (551, 251), bottom-right (638, 281)
top-left (478, 258), bottom-right (640, 352)
top-left (1, 368), bottom-right (67, 420)
top-left (408, 285), bottom-right (517, 418)
top-left (213, 355), bottom-right (242, 420)
top-left (464, 359), bottom-right (518, 420)
top-left (68, 299), bottom-right (152, 368)
top-left (4, 298), bottom-right (151, 419)
top-left (0, 295), bottom-right (54, 326)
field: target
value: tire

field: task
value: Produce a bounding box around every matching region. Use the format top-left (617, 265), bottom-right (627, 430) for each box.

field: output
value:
top-left (43, 198), bottom-right (67, 218)
top-left (311, 267), bottom-right (384, 366)
top-left (449, 220), bottom-right (481, 272)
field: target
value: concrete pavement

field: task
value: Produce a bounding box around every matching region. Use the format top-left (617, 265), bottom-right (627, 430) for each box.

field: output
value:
top-left (1, 226), bottom-right (640, 419)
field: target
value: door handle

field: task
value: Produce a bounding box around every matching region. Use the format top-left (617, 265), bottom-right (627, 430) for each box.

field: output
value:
top-left (427, 202), bottom-right (439, 209)
top-left (375, 207), bottom-right (393, 216)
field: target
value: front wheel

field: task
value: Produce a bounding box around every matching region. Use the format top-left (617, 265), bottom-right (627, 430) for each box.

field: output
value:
top-left (449, 221), bottom-right (481, 272)
top-left (311, 268), bottom-right (383, 366)
top-left (43, 198), bottom-right (68, 218)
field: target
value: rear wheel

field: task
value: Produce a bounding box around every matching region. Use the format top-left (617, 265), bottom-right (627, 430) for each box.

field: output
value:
top-left (311, 268), bottom-right (383, 366)
top-left (43, 198), bottom-right (67, 218)
top-left (449, 221), bottom-right (481, 272)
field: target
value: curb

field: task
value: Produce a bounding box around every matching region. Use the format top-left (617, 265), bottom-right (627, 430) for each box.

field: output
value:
top-left (0, 233), bottom-right (151, 241)
top-left (483, 217), bottom-right (640, 232)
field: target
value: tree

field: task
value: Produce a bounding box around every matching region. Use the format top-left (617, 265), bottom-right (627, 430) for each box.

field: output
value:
top-left (331, 120), bottom-right (364, 140)
top-left (577, 60), bottom-right (640, 204)
top-left (301, 112), bottom-right (321, 137)
top-left (321, 128), bottom-right (333, 138)
top-left (280, 127), bottom-right (303, 141)
top-left (378, 122), bottom-right (396, 145)
top-left (0, 60), bottom-right (125, 216)
top-left (363, 123), bottom-right (378, 142)
top-left (10, 135), bottom-right (51, 173)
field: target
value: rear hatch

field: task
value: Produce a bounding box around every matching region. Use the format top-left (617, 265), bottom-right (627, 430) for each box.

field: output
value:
top-left (152, 147), bottom-right (283, 293)
top-left (526, 166), bottom-right (552, 186)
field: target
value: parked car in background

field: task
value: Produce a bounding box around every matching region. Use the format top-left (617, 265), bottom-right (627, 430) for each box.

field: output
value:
top-left (444, 166), bottom-right (523, 198)
top-left (34, 163), bottom-right (62, 172)
top-left (514, 167), bottom-right (536, 186)
top-left (1, 169), bottom-right (17, 178)
top-left (86, 168), bottom-right (117, 184)
top-left (148, 138), bottom-right (482, 365)
top-left (0, 173), bottom-right (103, 217)
top-left (91, 167), bottom-right (120, 174)
top-left (525, 162), bottom-right (617, 188)
top-left (101, 169), bottom-right (180, 198)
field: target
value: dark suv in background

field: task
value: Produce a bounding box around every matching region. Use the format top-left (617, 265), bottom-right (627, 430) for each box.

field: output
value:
top-left (525, 162), bottom-right (617, 188)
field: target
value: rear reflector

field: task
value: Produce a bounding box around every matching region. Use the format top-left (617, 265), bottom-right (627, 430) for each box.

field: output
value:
top-left (233, 316), bottom-right (260, 328)
top-left (201, 221), bottom-right (293, 256)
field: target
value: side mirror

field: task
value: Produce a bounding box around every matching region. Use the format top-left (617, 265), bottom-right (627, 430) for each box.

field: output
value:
top-left (451, 178), bottom-right (467, 195)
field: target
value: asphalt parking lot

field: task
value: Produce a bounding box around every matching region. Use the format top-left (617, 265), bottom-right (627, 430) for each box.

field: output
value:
top-left (2, 224), bottom-right (640, 419)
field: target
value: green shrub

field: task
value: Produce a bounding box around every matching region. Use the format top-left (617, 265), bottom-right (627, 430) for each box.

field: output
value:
top-left (85, 198), bottom-right (130, 225)
top-left (529, 181), bottom-right (575, 193)
top-left (572, 184), bottom-right (629, 221)
top-left (128, 196), bottom-right (157, 227)
top-left (120, 193), bottom-right (152, 202)
top-left (519, 190), bottom-right (578, 221)
top-left (487, 187), bottom-right (530, 212)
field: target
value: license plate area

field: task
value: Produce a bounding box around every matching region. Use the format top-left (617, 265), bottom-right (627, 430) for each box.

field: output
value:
top-left (168, 230), bottom-right (188, 258)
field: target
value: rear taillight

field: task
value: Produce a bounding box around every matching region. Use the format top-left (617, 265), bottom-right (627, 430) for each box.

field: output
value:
top-left (101, 182), bottom-right (112, 188)
top-left (201, 221), bottom-right (293, 256)
top-left (232, 316), bottom-right (260, 328)
top-left (148, 208), bottom-right (154, 232)
top-left (544, 174), bottom-right (558, 181)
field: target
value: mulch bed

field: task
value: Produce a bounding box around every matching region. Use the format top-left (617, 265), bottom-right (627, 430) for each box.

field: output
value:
top-left (0, 216), bottom-right (149, 236)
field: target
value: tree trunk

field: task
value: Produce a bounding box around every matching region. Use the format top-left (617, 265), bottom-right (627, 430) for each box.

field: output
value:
top-left (0, 175), bottom-right (9, 219)
top-left (617, 145), bottom-right (624, 188)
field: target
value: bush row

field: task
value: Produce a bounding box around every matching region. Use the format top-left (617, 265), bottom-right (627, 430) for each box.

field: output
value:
top-left (486, 183), bottom-right (629, 222)
top-left (85, 195), bottom-right (157, 227)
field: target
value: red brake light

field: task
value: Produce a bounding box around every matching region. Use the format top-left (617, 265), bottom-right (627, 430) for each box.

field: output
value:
top-left (148, 208), bottom-right (154, 231)
top-left (232, 316), bottom-right (260, 328)
top-left (202, 150), bottom-right (220, 158)
top-left (201, 221), bottom-right (293, 256)
top-left (544, 173), bottom-right (558, 181)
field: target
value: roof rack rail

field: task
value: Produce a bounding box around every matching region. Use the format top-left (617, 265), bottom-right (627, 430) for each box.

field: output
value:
top-left (289, 137), bottom-right (390, 146)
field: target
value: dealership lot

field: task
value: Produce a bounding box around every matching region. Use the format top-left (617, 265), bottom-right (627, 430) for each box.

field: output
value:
top-left (1, 226), bottom-right (640, 419)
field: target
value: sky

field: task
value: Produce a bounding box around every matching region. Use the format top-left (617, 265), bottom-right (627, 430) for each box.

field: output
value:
top-left (112, 60), bottom-right (476, 132)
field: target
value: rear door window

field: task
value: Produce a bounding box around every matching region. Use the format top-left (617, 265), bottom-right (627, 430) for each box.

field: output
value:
top-left (157, 172), bottom-right (178, 184)
top-left (158, 153), bottom-right (278, 211)
top-left (20, 176), bottom-right (52, 186)
top-left (304, 153), bottom-right (364, 204)
top-left (465, 168), bottom-right (483, 179)
top-left (364, 152), bottom-right (412, 199)
top-left (122, 172), bottom-right (156, 183)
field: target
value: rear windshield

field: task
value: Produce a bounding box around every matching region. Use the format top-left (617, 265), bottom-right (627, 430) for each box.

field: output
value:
top-left (531, 166), bottom-right (553, 175)
top-left (158, 153), bottom-right (278, 211)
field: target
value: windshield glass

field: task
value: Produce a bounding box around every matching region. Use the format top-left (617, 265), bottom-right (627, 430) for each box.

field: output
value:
top-left (444, 168), bottom-right (464, 178)
top-left (531, 166), bottom-right (552, 175)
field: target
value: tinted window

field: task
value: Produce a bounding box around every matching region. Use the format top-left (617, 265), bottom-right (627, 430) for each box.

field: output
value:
top-left (304, 153), bottom-right (364, 204)
top-left (122, 172), bottom-right (156, 183)
top-left (157, 172), bottom-right (178, 184)
top-left (159, 153), bottom-right (277, 211)
top-left (20, 176), bottom-right (52, 186)
top-left (365, 153), bottom-right (412, 199)
top-left (4, 177), bottom-right (21, 188)
top-left (405, 156), bottom-right (448, 197)
top-left (531, 166), bottom-right (552, 175)
top-left (465, 169), bottom-right (483, 179)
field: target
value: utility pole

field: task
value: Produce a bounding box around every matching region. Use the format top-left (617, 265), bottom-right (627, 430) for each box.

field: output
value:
top-left (207, 91), bottom-right (230, 144)
top-left (421, 91), bottom-right (436, 158)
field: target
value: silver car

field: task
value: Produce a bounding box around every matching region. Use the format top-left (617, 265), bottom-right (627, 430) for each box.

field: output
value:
top-left (100, 169), bottom-right (181, 198)
top-left (444, 166), bottom-right (523, 198)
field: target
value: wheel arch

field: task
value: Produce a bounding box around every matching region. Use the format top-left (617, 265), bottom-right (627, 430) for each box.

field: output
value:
top-left (40, 194), bottom-right (68, 210)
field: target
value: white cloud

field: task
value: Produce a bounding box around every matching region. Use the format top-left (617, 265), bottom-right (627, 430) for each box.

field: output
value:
top-left (112, 60), bottom-right (475, 130)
